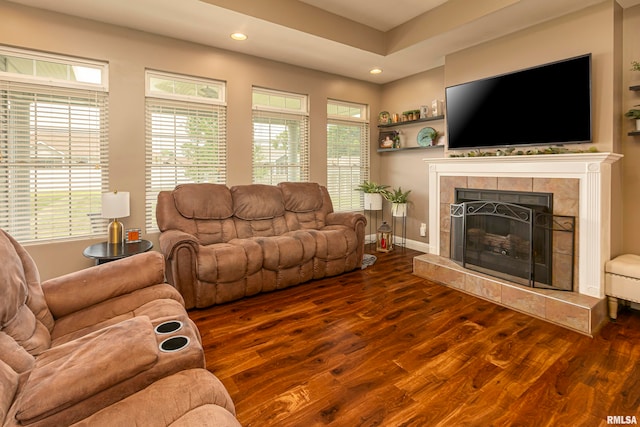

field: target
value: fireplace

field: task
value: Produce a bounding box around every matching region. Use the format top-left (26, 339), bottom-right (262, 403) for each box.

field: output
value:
top-left (425, 152), bottom-right (622, 300)
top-left (449, 188), bottom-right (575, 291)
top-left (417, 153), bottom-right (622, 335)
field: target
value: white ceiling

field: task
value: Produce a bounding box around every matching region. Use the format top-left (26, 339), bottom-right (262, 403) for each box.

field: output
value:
top-left (7, 0), bottom-right (640, 84)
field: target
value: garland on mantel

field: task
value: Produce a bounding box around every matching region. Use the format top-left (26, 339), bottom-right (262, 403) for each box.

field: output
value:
top-left (448, 145), bottom-right (599, 158)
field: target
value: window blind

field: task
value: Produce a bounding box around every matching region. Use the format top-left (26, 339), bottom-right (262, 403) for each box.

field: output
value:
top-left (326, 100), bottom-right (369, 211)
top-left (145, 98), bottom-right (227, 231)
top-left (0, 80), bottom-right (109, 242)
top-left (252, 87), bottom-right (309, 184)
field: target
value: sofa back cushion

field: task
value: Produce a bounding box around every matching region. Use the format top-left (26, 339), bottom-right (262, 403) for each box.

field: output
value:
top-left (231, 185), bottom-right (289, 238)
top-left (157, 184), bottom-right (237, 245)
top-left (0, 230), bottom-right (53, 357)
top-left (279, 182), bottom-right (331, 230)
top-left (173, 184), bottom-right (233, 220)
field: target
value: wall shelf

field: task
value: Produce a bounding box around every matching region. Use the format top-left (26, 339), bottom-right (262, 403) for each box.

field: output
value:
top-left (378, 115), bottom-right (444, 128)
top-left (377, 145), bottom-right (444, 153)
top-left (627, 85), bottom-right (639, 135)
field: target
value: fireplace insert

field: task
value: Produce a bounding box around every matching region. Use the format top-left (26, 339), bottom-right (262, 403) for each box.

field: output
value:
top-left (450, 188), bottom-right (575, 291)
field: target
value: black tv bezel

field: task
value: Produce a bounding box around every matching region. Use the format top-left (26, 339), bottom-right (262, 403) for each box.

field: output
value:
top-left (444, 54), bottom-right (593, 151)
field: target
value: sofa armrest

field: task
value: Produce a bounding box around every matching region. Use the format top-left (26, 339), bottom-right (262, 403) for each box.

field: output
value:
top-left (42, 251), bottom-right (166, 319)
top-left (15, 316), bottom-right (158, 425)
top-left (159, 229), bottom-right (200, 259)
top-left (159, 230), bottom-right (201, 309)
top-left (325, 211), bottom-right (367, 230)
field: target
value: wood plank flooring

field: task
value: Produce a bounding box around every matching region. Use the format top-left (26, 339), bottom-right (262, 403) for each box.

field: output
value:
top-left (189, 248), bottom-right (640, 426)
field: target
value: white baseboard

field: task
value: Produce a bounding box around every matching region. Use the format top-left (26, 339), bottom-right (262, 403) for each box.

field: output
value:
top-left (365, 234), bottom-right (429, 254)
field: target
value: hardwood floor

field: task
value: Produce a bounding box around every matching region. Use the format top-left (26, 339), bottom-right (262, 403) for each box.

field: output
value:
top-left (189, 248), bottom-right (640, 427)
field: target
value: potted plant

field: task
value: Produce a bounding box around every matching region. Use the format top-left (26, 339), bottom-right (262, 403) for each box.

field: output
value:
top-left (355, 181), bottom-right (388, 211)
top-left (383, 187), bottom-right (411, 217)
top-left (625, 106), bottom-right (640, 131)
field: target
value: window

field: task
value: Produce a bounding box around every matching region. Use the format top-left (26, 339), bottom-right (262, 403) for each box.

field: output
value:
top-left (0, 47), bottom-right (108, 243)
top-left (252, 87), bottom-right (309, 184)
top-left (145, 71), bottom-right (227, 231)
top-left (326, 99), bottom-right (369, 211)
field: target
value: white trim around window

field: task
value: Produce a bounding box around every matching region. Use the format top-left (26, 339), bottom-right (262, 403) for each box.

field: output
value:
top-left (326, 99), bottom-right (370, 212)
top-left (0, 47), bottom-right (109, 243)
top-left (144, 70), bottom-right (227, 232)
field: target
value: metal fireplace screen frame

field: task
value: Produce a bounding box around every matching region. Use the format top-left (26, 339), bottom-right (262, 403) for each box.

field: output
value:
top-left (450, 201), bottom-right (575, 290)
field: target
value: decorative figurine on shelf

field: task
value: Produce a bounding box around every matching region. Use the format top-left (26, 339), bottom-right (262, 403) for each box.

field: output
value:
top-left (378, 111), bottom-right (391, 125)
top-left (379, 130), bottom-right (400, 149)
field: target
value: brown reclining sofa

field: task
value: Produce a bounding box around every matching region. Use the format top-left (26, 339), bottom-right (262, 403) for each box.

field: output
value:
top-left (156, 182), bottom-right (367, 309)
top-left (0, 229), bottom-right (240, 427)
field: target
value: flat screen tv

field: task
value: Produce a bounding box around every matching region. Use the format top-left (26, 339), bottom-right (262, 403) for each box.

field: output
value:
top-left (445, 54), bottom-right (592, 150)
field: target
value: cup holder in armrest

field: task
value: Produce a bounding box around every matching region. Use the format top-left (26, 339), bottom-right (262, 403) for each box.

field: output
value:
top-left (159, 336), bottom-right (190, 353)
top-left (154, 320), bottom-right (183, 335)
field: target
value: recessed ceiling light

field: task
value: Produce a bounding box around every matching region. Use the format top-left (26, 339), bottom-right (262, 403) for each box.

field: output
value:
top-left (369, 68), bottom-right (383, 75)
top-left (230, 32), bottom-right (248, 41)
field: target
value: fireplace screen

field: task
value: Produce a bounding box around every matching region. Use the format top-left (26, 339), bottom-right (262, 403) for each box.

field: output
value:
top-left (450, 196), bottom-right (575, 291)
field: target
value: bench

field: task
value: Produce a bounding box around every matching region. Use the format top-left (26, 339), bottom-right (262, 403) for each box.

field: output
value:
top-left (605, 254), bottom-right (640, 320)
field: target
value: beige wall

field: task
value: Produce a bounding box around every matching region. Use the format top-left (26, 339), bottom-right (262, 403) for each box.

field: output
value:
top-left (379, 67), bottom-right (445, 245)
top-left (0, 1), bottom-right (381, 279)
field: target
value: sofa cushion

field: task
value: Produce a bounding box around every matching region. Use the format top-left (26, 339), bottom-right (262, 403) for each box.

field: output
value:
top-left (0, 231), bottom-right (51, 356)
top-left (0, 332), bottom-right (35, 373)
top-left (197, 241), bottom-right (263, 283)
top-left (0, 359), bottom-right (18, 426)
top-left (256, 232), bottom-right (316, 271)
top-left (173, 184), bottom-right (233, 220)
top-left (310, 226), bottom-right (359, 260)
top-left (232, 184), bottom-right (285, 220)
top-left (15, 316), bottom-right (158, 425)
top-left (70, 369), bottom-right (239, 427)
top-left (279, 182), bottom-right (324, 213)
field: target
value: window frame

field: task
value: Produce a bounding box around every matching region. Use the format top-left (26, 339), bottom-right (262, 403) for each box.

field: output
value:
top-left (326, 99), bottom-right (370, 212)
top-left (144, 70), bottom-right (227, 232)
top-left (0, 46), bottom-right (109, 243)
top-left (251, 87), bottom-right (310, 185)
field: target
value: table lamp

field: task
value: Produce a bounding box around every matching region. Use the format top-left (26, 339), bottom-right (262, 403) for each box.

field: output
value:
top-left (101, 190), bottom-right (130, 244)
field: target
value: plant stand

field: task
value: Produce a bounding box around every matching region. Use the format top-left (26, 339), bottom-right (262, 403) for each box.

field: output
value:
top-left (364, 209), bottom-right (380, 252)
top-left (392, 214), bottom-right (407, 251)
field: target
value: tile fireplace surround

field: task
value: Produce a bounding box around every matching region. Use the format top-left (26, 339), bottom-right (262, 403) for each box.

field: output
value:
top-left (413, 152), bottom-right (622, 335)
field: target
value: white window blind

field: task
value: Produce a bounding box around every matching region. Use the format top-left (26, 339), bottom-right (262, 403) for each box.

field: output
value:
top-left (252, 87), bottom-right (309, 184)
top-left (0, 48), bottom-right (108, 243)
top-left (327, 100), bottom-right (369, 211)
top-left (145, 71), bottom-right (227, 231)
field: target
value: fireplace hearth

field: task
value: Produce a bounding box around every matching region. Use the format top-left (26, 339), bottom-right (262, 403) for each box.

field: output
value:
top-left (450, 188), bottom-right (575, 291)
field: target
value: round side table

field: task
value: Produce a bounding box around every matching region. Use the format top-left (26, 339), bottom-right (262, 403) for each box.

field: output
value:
top-left (83, 240), bottom-right (153, 265)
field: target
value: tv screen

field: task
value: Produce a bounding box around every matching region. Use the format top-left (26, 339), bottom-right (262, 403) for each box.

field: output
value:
top-left (445, 54), bottom-right (592, 150)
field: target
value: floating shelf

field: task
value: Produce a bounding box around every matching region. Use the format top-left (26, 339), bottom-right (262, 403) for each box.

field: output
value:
top-left (630, 85), bottom-right (640, 91)
top-left (378, 115), bottom-right (444, 128)
top-left (377, 145), bottom-right (444, 153)
top-left (629, 130), bottom-right (640, 136)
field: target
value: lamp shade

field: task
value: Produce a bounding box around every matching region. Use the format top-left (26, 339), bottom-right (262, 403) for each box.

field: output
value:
top-left (101, 191), bottom-right (130, 219)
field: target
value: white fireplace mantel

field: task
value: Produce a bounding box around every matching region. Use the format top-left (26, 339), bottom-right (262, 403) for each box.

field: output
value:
top-left (425, 152), bottom-right (623, 299)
